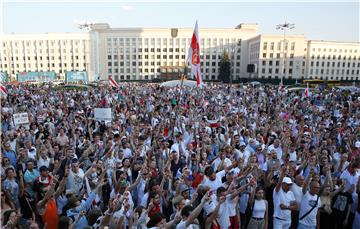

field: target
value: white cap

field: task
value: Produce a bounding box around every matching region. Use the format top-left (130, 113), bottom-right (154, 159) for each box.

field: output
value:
top-left (282, 177), bottom-right (293, 185)
top-left (355, 141), bottom-right (360, 148)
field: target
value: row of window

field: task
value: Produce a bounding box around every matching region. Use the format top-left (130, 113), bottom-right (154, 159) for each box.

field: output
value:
top-left (256, 75), bottom-right (358, 81)
top-left (107, 47), bottom-right (241, 54)
top-left (261, 68), bottom-right (293, 74)
top-left (107, 61), bottom-right (241, 68)
top-left (310, 62), bottom-right (360, 68)
top-left (107, 54), bottom-right (240, 61)
top-left (3, 68), bottom-right (85, 75)
top-left (3, 40), bottom-right (85, 47)
top-left (309, 69), bottom-right (359, 75)
top-left (261, 60), bottom-right (302, 67)
top-left (107, 54), bottom-right (241, 60)
top-left (107, 37), bottom-right (240, 46)
top-left (1, 63), bottom-right (86, 69)
top-left (262, 53), bottom-right (297, 58)
top-left (4, 49), bottom-right (85, 55)
top-left (0, 56), bottom-right (86, 62)
top-left (311, 55), bottom-right (359, 60)
top-left (2, 49), bottom-right (85, 55)
top-left (108, 54), bottom-right (187, 60)
top-left (111, 74), bottom-right (220, 81)
top-left (311, 48), bottom-right (358, 53)
top-left (108, 67), bottom-right (224, 74)
top-left (263, 42), bottom-right (296, 51)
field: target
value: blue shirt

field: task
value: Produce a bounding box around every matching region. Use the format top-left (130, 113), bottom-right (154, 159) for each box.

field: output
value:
top-left (3, 150), bottom-right (17, 168)
top-left (2, 178), bottom-right (20, 207)
top-left (24, 169), bottom-right (40, 197)
top-left (1, 121), bottom-right (10, 134)
top-left (66, 192), bottom-right (97, 229)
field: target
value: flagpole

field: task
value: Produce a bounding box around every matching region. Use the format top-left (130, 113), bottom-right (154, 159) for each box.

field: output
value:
top-left (180, 63), bottom-right (187, 94)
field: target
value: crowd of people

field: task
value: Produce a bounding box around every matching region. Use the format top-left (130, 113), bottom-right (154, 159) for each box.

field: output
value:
top-left (1, 82), bottom-right (360, 229)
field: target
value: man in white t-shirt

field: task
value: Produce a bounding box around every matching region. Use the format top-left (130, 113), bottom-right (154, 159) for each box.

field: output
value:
top-left (268, 139), bottom-right (283, 163)
top-left (298, 180), bottom-right (321, 229)
top-left (66, 159), bottom-right (85, 195)
top-left (202, 166), bottom-right (226, 192)
top-left (212, 151), bottom-right (232, 172)
top-left (273, 167), bottom-right (299, 229)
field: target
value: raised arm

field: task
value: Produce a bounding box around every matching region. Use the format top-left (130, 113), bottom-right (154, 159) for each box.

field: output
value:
top-left (54, 168), bottom-right (69, 199)
top-left (17, 170), bottom-right (25, 197)
top-left (184, 191), bottom-right (211, 227)
top-left (231, 181), bottom-right (252, 199)
top-left (125, 173), bottom-right (142, 192)
top-left (303, 167), bottom-right (313, 194)
top-left (323, 165), bottom-right (333, 190)
top-left (247, 181), bottom-right (257, 206)
top-left (330, 181), bottom-right (345, 198)
top-left (69, 210), bottom-right (85, 229)
top-left (37, 176), bottom-right (58, 209)
top-left (165, 211), bottom-right (182, 229)
top-left (275, 166), bottom-right (287, 193)
top-left (205, 196), bottom-right (225, 229)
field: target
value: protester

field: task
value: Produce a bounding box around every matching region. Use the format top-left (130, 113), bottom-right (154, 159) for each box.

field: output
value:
top-left (1, 82), bottom-right (360, 229)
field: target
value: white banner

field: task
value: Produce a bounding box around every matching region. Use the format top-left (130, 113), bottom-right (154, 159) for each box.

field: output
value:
top-left (94, 108), bottom-right (112, 122)
top-left (13, 113), bottom-right (30, 128)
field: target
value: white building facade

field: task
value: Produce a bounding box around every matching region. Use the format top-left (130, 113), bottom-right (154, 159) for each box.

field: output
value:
top-left (0, 33), bottom-right (92, 81)
top-left (0, 24), bottom-right (359, 82)
top-left (89, 23), bottom-right (259, 81)
top-left (248, 34), bottom-right (307, 80)
top-left (305, 41), bottom-right (360, 81)
top-left (247, 35), bottom-right (360, 81)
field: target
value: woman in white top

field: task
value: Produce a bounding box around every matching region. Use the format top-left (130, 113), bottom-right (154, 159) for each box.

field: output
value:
top-left (247, 186), bottom-right (268, 229)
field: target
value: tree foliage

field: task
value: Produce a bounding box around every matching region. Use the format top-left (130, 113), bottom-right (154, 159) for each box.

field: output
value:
top-left (219, 50), bottom-right (231, 83)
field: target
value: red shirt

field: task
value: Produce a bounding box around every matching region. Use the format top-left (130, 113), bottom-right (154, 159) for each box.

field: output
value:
top-left (42, 198), bottom-right (58, 229)
top-left (148, 204), bottom-right (161, 217)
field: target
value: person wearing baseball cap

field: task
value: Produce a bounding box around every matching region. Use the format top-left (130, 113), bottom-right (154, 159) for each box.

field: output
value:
top-left (273, 166), bottom-right (298, 229)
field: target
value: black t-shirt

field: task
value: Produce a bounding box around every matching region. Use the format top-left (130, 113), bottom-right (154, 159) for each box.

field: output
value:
top-left (19, 194), bottom-right (36, 219)
top-left (170, 160), bottom-right (185, 178)
top-left (331, 191), bottom-right (353, 217)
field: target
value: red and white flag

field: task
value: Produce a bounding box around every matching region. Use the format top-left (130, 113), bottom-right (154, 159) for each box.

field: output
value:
top-left (0, 82), bottom-right (7, 97)
top-left (188, 21), bottom-right (202, 86)
top-left (109, 76), bottom-right (119, 88)
top-left (305, 83), bottom-right (309, 97)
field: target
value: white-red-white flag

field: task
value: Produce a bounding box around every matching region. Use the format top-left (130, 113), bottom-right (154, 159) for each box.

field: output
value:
top-left (188, 21), bottom-right (202, 86)
top-left (305, 83), bottom-right (309, 97)
top-left (0, 82), bottom-right (7, 97)
top-left (109, 76), bottom-right (119, 88)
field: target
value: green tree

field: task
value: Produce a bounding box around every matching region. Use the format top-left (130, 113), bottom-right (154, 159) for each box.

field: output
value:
top-left (219, 50), bottom-right (231, 83)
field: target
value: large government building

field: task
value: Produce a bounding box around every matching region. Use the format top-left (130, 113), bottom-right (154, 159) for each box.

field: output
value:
top-left (0, 23), bottom-right (359, 82)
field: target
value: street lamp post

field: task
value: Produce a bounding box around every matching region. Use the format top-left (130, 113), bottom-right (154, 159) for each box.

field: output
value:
top-left (276, 21), bottom-right (295, 86)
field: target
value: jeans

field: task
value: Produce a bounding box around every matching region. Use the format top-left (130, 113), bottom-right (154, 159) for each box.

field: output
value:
top-left (273, 218), bottom-right (291, 229)
top-left (248, 218), bottom-right (265, 229)
top-left (297, 223), bottom-right (316, 229)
